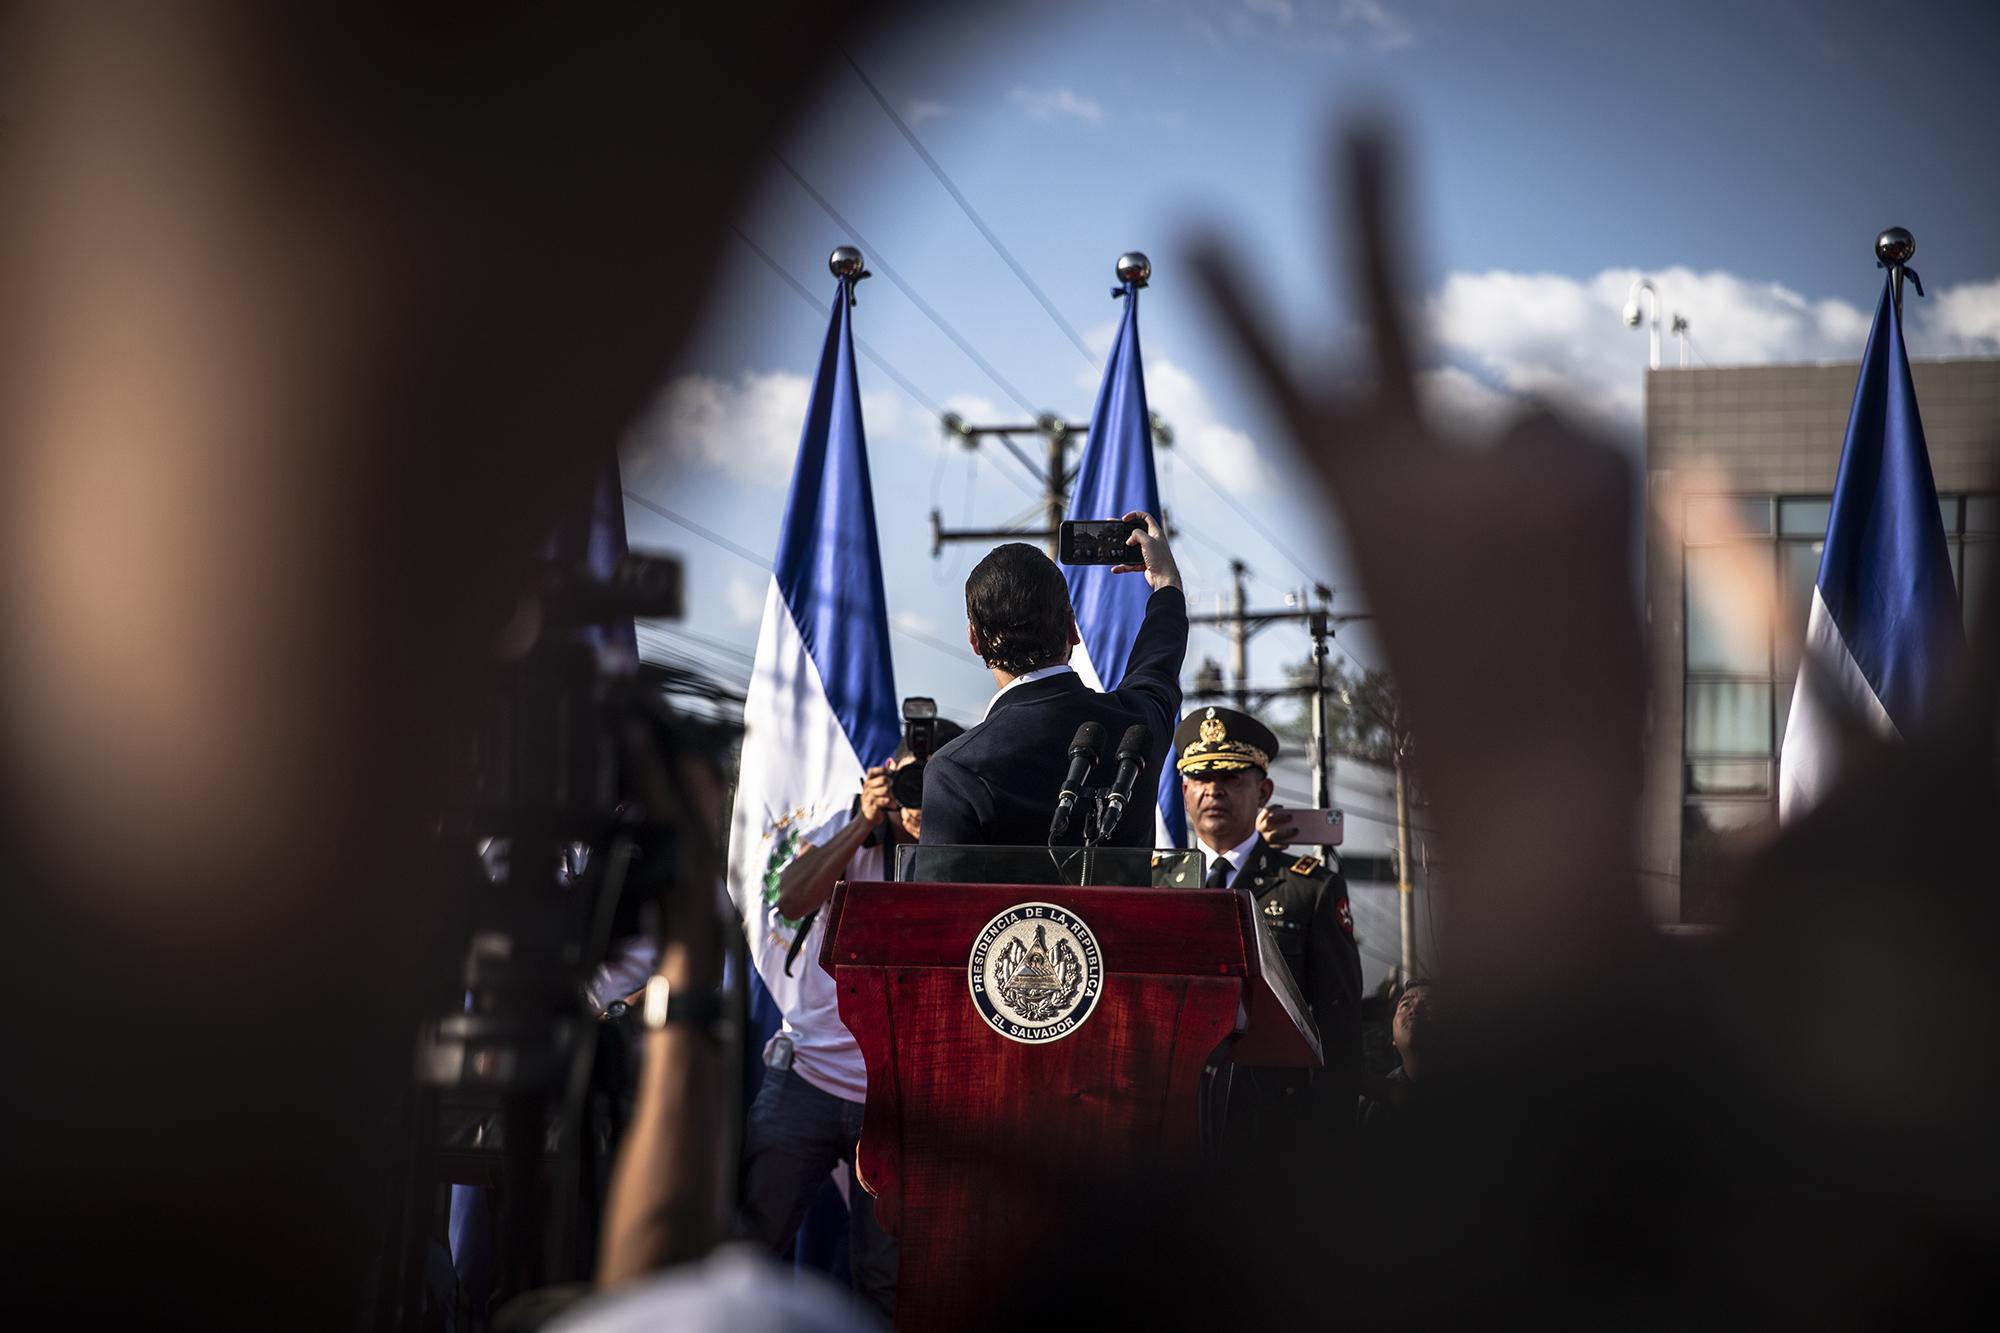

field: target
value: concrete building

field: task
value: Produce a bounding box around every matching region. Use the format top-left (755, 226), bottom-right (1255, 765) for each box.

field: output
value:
top-left (1641, 358), bottom-right (2000, 921)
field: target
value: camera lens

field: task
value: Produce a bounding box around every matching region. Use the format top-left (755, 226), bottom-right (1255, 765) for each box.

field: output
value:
top-left (889, 761), bottom-right (927, 810)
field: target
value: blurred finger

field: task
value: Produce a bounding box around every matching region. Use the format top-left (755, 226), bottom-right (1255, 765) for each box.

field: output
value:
top-left (1343, 126), bottom-right (1422, 422)
top-left (1188, 236), bottom-right (1319, 441)
top-left (1121, 509), bottom-right (1160, 538)
top-left (1109, 562), bottom-right (1144, 575)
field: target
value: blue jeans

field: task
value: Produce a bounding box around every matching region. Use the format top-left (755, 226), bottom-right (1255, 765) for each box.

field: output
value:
top-left (739, 1065), bottom-right (898, 1319)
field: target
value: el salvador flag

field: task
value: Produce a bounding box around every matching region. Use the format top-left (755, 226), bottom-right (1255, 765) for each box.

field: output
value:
top-left (726, 271), bottom-right (900, 1020)
top-left (1065, 275), bottom-right (1187, 846)
top-left (1778, 273), bottom-right (1963, 821)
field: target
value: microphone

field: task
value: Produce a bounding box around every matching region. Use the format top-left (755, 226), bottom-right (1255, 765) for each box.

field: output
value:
top-left (1048, 721), bottom-right (1107, 841)
top-left (1099, 724), bottom-right (1152, 832)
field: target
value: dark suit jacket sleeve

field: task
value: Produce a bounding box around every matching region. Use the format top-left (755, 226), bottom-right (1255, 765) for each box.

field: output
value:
top-left (917, 748), bottom-right (990, 845)
top-left (1310, 871), bottom-right (1365, 1117)
top-left (1118, 586), bottom-right (1189, 737)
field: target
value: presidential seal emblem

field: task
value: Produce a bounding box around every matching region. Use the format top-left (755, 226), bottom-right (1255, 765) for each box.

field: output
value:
top-left (967, 902), bottom-right (1103, 1044)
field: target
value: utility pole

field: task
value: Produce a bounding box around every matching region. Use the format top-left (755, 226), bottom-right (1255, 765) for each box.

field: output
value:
top-left (929, 410), bottom-right (1177, 560)
top-left (1393, 732), bottom-right (1416, 982)
top-left (929, 413), bottom-right (1080, 560)
top-left (1187, 588), bottom-right (1372, 850)
top-left (1308, 606), bottom-right (1331, 809)
top-left (1228, 561), bottom-right (1250, 711)
top-left (1339, 674), bottom-right (1418, 981)
top-left (1187, 581), bottom-right (1338, 720)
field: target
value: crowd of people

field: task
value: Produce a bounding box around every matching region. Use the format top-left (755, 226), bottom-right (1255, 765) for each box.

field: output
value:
top-left (552, 131), bottom-right (2000, 1332)
top-left (568, 513), bottom-right (1439, 1330)
top-left (11, 8), bottom-right (1995, 1329)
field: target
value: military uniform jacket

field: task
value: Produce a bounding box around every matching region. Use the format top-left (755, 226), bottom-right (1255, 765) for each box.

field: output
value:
top-left (1169, 836), bottom-right (1363, 1120)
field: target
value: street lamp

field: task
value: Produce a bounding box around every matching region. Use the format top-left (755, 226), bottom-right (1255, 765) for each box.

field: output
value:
top-left (1624, 277), bottom-right (1662, 371)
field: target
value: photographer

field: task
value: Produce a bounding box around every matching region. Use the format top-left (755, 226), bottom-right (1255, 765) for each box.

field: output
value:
top-left (739, 715), bottom-right (962, 1320)
top-left (920, 511), bottom-right (1185, 847)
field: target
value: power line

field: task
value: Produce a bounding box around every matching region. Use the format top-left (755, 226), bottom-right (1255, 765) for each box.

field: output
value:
top-left (820, 68), bottom-right (1342, 634)
top-left (839, 62), bottom-right (1252, 583)
top-left (1171, 447), bottom-right (1328, 589)
top-left (1682, 329), bottom-right (1718, 369)
top-left (888, 617), bottom-right (971, 664)
top-left (1335, 631), bottom-right (1383, 677)
top-left (841, 50), bottom-right (1097, 367)
top-left (622, 486), bottom-right (977, 674)
top-left (624, 490), bottom-right (768, 567)
top-left (635, 623), bottom-right (753, 672)
top-left (634, 634), bottom-right (751, 692)
top-left (731, 224), bottom-right (1042, 506)
top-left (835, 65), bottom-right (1332, 605)
top-left (643, 622), bottom-right (756, 665)
top-left (729, 224), bottom-right (945, 417)
top-left (768, 151), bottom-right (1042, 418)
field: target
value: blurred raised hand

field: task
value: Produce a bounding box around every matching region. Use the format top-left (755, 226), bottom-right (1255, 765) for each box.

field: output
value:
top-left (1191, 128), bottom-right (1648, 999)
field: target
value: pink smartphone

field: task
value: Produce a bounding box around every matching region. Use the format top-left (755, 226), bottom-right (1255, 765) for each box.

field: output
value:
top-left (1278, 807), bottom-right (1344, 846)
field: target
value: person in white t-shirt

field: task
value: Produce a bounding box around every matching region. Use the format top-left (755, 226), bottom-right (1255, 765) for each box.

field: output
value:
top-left (738, 724), bottom-right (957, 1319)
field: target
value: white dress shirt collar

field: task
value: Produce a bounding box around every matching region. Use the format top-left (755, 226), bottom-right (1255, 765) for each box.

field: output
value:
top-left (980, 663), bottom-right (1076, 721)
top-left (1197, 828), bottom-right (1264, 890)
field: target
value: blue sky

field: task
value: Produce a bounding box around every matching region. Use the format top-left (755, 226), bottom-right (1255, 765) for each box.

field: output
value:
top-left (621, 0), bottom-right (2000, 726)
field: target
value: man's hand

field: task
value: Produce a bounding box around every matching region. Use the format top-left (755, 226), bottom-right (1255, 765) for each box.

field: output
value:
top-left (1111, 510), bottom-right (1182, 592)
top-left (618, 716), bottom-right (728, 994)
top-left (1258, 803), bottom-right (1299, 849)
top-left (858, 766), bottom-right (895, 827)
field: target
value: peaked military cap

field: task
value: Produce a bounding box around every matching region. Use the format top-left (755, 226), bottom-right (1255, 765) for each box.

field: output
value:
top-left (1174, 705), bottom-right (1280, 776)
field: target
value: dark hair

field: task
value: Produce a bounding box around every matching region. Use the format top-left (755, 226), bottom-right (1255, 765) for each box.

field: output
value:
top-left (965, 543), bottom-right (1074, 675)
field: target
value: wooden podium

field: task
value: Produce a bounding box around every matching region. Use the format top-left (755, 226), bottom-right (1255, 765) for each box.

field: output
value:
top-left (822, 878), bottom-right (1320, 1329)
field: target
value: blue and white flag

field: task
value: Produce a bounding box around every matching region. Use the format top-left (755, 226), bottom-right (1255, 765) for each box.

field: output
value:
top-left (1065, 278), bottom-right (1187, 846)
top-left (1778, 274), bottom-right (1962, 821)
top-left (727, 275), bottom-right (899, 1013)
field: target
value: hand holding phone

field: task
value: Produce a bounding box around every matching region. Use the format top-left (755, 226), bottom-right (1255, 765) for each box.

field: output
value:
top-left (1109, 510), bottom-right (1182, 592)
top-left (1259, 804), bottom-right (1344, 848)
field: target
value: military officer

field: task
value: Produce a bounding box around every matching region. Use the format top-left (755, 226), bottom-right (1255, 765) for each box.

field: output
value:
top-left (1167, 705), bottom-right (1363, 1155)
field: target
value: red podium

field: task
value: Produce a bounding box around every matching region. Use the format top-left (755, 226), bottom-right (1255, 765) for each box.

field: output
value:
top-left (822, 878), bottom-right (1320, 1329)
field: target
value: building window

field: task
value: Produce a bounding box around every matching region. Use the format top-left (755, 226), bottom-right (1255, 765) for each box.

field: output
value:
top-left (1681, 491), bottom-right (1994, 886)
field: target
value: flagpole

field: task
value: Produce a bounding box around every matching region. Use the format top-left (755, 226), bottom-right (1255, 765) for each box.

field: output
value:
top-left (1876, 226), bottom-right (1914, 313)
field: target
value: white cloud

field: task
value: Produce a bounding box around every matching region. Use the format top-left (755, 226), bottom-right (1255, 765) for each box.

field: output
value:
top-left (621, 368), bottom-right (905, 487)
top-left (1145, 358), bottom-right (1277, 495)
top-left (1424, 266), bottom-right (1870, 430)
top-left (906, 99), bottom-right (950, 128)
top-left (1416, 365), bottom-right (1517, 440)
top-left (724, 576), bottom-right (765, 625)
top-left (1414, 265), bottom-right (2000, 435)
top-left (941, 393), bottom-right (1002, 422)
top-left (1334, 0), bottom-right (1416, 52)
top-left (1063, 355), bottom-right (1273, 496)
top-left (1241, 0), bottom-right (1297, 21)
top-left (1922, 277), bottom-right (2000, 353)
top-left (1007, 86), bottom-right (1104, 125)
top-left (1219, 0), bottom-right (1417, 53)
top-left (1082, 318), bottom-right (1120, 362)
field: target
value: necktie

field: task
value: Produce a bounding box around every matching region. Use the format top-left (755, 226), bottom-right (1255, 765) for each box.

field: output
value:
top-left (1204, 856), bottom-right (1233, 889)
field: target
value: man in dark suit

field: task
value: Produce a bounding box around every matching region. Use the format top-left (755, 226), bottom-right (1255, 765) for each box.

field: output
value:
top-left (919, 511), bottom-right (1186, 848)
